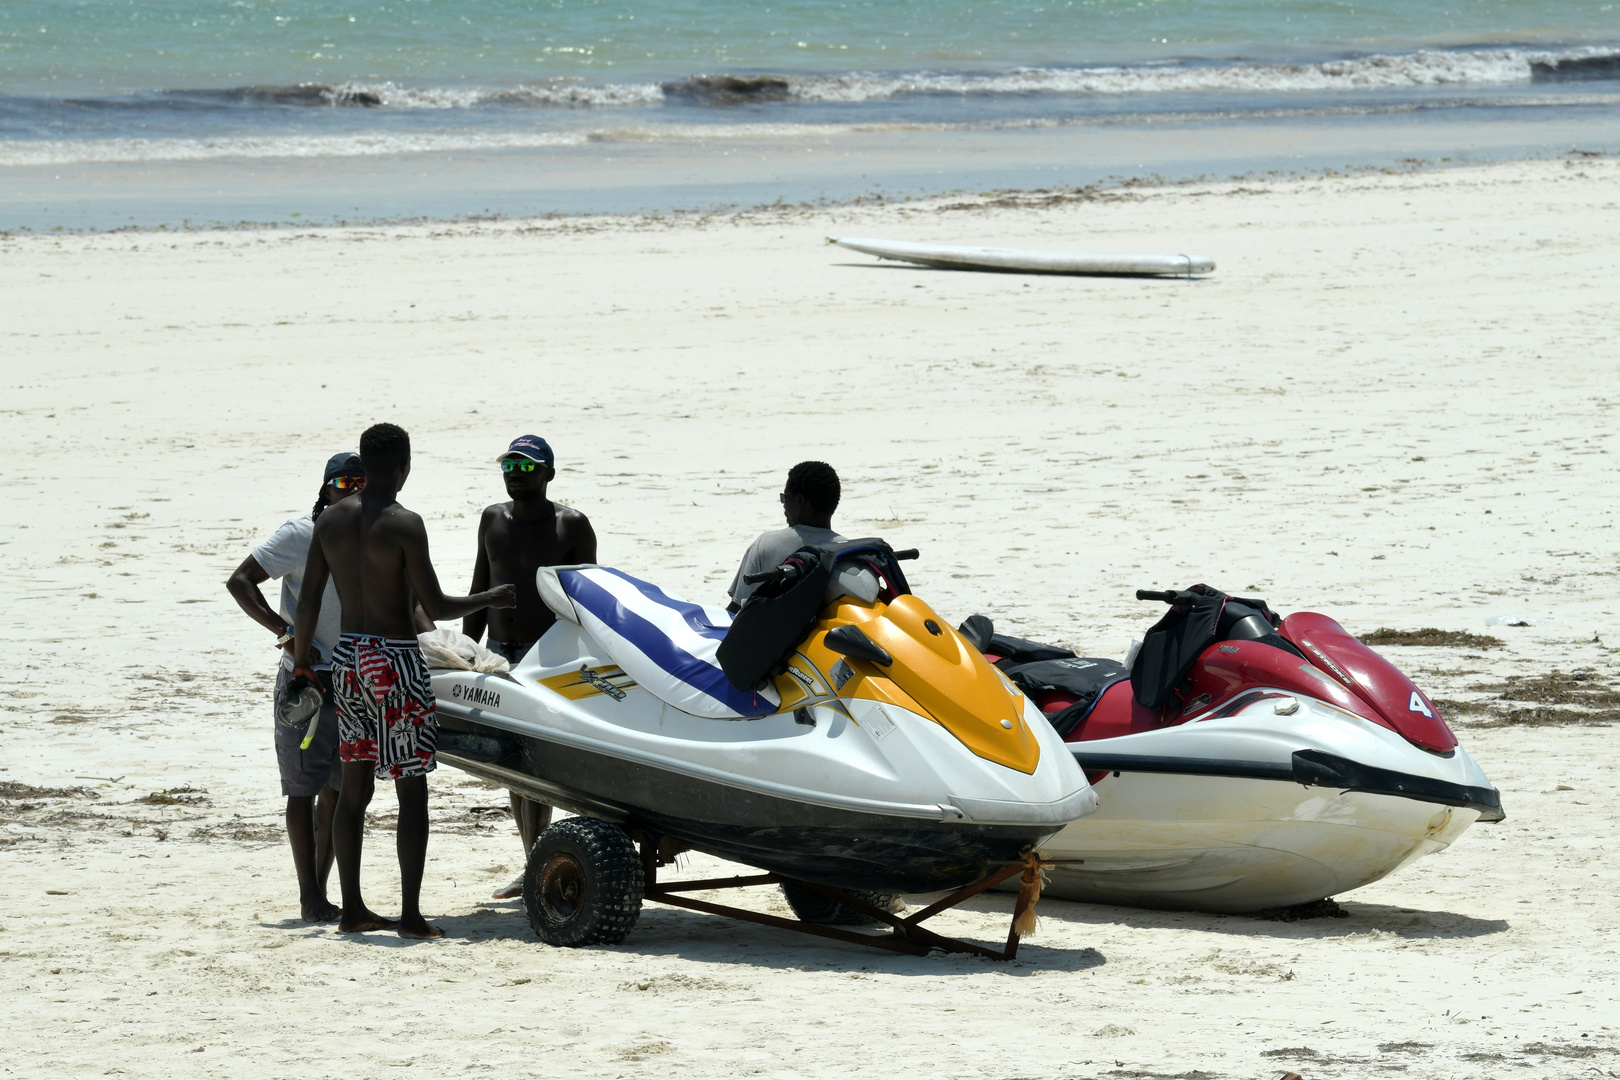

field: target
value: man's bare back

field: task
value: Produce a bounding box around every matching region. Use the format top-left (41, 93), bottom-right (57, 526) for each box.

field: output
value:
top-left (291, 423), bottom-right (514, 939)
top-left (309, 496), bottom-right (431, 637)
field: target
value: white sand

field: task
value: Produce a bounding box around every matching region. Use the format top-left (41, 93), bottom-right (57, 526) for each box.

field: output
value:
top-left (3, 157), bottom-right (1618, 1078)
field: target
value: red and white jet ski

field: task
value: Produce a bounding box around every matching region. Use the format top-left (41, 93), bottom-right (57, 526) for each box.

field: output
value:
top-left (961, 586), bottom-right (1503, 913)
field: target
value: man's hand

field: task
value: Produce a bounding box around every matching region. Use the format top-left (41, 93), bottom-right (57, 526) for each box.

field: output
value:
top-left (290, 663), bottom-right (321, 686)
top-left (485, 583), bottom-right (518, 610)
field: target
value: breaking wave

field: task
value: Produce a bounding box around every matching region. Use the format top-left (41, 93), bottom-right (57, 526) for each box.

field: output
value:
top-left (783, 46), bottom-right (1620, 101)
top-left (171, 45), bottom-right (1620, 111)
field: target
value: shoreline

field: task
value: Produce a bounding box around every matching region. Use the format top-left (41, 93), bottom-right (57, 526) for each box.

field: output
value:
top-left (4, 100), bottom-right (1617, 232)
top-left (3, 143), bottom-right (1615, 238)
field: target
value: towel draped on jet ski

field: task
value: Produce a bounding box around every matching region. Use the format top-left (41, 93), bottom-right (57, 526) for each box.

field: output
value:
top-left (430, 540), bottom-right (1096, 957)
top-left (959, 584), bottom-right (1503, 913)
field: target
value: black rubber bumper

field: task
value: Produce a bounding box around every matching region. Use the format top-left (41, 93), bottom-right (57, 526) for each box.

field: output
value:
top-left (1071, 748), bottom-right (1505, 822)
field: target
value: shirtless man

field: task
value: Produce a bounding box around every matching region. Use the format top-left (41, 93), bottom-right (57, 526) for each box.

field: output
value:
top-left (292, 423), bottom-right (516, 939)
top-left (462, 434), bottom-right (597, 899)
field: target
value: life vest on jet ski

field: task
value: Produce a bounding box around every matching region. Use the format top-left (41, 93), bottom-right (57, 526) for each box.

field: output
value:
top-left (717, 539), bottom-right (913, 692)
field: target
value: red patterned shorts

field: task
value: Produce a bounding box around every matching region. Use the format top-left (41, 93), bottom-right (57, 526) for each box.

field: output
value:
top-left (331, 634), bottom-right (437, 780)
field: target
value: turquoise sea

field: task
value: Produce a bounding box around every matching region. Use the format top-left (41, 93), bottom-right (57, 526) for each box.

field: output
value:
top-left (3, 1), bottom-right (1618, 226)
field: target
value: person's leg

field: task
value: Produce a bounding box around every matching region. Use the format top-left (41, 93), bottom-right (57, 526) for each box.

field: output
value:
top-left (310, 687), bottom-right (343, 896)
top-left (314, 783), bottom-right (339, 893)
top-left (286, 794), bottom-right (340, 923)
top-left (394, 774), bottom-right (442, 939)
top-left (514, 793), bottom-right (553, 853)
top-left (333, 760), bottom-right (394, 932)
top-left (275, 666), bottom-right (341, 923)
top-left (329, 635), bottom-right (395, 933)
top-left (492, 793), bottom-right (554, 899)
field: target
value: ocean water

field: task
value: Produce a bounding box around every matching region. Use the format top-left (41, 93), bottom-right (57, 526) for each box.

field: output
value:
top-left (3, 1), bottom-right (1618, 225)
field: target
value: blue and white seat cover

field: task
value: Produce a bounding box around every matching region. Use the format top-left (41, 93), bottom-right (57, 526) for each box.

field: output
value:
top-left (539, 565), bottom-right (781, 719)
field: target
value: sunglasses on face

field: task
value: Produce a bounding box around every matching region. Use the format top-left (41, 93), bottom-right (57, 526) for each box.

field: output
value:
top-left (502, 459), bottom-right (545, 474)
top-left (330, 475), bottom-right (366, 491)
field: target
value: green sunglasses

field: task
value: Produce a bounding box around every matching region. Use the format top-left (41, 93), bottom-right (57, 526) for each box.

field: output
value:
top-left (501, 459), bottom-right (546, 473)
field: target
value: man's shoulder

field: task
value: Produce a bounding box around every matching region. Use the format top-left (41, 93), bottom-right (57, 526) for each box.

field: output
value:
top-left (267, 515), bottom-right (313, 542)
top-left (555, 502), bottom-right (592, 526)
top-left (311, 497), bottom-right (357, 535)
top-left (755, 526), bottom-right (803, 545)
top-left (744, 526), bottom-right (809, 560)
top-left (252, 514), bottom-right (313, 569)
top-left (381, 501), bottom-right (425, 530)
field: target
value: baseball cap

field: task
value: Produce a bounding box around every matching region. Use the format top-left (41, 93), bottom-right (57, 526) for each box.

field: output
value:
top-left (500, 435), bottom-right (555, 467)
top-left (323, 452), bottom-right (364, 483)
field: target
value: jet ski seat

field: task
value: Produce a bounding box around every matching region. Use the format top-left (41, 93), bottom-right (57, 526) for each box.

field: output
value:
top-left (957, 616), bottom-right (1129, 737)
top-left (535, 564), bottom-right (782, 720)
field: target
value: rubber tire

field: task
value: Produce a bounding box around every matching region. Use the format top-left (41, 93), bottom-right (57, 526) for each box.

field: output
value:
top-left (523, 817), bottom-right (644, 947)
top-left (780, 880), bottom-right (899, 927)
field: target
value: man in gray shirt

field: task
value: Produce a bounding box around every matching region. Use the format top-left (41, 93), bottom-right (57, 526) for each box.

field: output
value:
top-left (727, 461), bottom-right (846, 613)
top-left (226, 452), bottom-right (363, 923)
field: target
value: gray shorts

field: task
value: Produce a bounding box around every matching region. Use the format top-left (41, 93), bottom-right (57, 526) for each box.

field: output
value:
top-left (273, 665), bottom-right (343, 798)
top-left (488, 639), bottom-right (536, 665)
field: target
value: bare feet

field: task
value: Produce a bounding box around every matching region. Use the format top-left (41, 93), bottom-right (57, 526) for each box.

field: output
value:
top-left (397, 917), bottom-right (445, 940)
top-left (338, 909), bottom-right (400, 933)
top-left (301, 899), bottom-right (342, 924)
top-left (492, 875), bottom-right (525, 900)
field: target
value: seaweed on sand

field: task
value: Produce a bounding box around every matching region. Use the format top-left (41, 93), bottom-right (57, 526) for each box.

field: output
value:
top-left (1359, 628), bottom-right (1504, 648)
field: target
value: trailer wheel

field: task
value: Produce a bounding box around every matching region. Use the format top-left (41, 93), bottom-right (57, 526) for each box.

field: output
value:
top-left (780, 881), bottom-right (901, 927)
top-left (524, 817), bottom-right (644, 947)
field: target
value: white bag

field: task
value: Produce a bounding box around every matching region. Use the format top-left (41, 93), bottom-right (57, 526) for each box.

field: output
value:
top-left (417, 627), bottom-right (510, 674)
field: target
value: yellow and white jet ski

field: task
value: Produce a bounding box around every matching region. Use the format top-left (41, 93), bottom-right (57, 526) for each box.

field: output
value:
top-left (430, 540), bottom-right (1095, 946)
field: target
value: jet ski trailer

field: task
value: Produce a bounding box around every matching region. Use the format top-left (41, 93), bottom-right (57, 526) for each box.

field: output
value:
top-left (431, 543), bottom-right (1096, 958)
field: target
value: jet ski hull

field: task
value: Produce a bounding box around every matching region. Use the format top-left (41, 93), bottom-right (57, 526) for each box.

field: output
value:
top-left (1039, 771), bottom-right (1481, 912)
top-left (1036, 688), bottom-right (1501, 912)
top-left (439, 708), bottom-right (1050, 893)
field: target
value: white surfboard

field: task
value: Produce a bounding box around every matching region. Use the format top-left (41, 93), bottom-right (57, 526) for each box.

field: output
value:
top-left (829, 237), bottom-right (1214, 277)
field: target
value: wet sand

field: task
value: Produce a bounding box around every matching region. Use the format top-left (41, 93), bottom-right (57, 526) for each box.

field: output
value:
top-left (5, 102), bottom-right (1618, 230)
top-left (2, 156), bottom-right (1618, 1078)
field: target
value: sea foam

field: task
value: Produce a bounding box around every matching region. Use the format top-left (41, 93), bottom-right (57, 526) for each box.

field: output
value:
top-left (259, 46), bottom-right (1620, 111)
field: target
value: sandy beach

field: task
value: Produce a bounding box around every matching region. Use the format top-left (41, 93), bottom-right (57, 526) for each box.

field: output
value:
top-left (3, 156), bottom-right (1619, 1078)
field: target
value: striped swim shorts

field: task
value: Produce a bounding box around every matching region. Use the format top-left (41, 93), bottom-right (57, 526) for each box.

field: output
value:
top-left (331, 633), bottom-right (438, 780)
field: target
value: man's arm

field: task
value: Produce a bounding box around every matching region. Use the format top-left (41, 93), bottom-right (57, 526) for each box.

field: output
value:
top-left (462, 509), bottom-right (494, 643)
top-left (289, 527), bottom-right (332, 684)
top-left (564, 508), bottom-right (598, 565)
top-left (725, 536), bottom-right (763, 615)
top-left (399, 512), bottom-right (516, 622)
top-left (226, 555), bottom-right (290, 639)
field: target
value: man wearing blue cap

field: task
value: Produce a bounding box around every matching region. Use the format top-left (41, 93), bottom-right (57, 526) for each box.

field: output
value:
top-left (226, 451), bottom-right (365, 923)
top-left (464, 435), bottom-right (597, 898)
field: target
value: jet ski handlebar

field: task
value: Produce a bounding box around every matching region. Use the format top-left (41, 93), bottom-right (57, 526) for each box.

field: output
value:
top-left (1136, 589), bottom-right (1180, 603)
top-left (892, 548), bottom-right (919, 561)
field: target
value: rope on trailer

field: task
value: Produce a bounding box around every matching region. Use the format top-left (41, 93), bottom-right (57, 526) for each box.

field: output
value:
top-left (1012, 851), bottom-right (1050, 938)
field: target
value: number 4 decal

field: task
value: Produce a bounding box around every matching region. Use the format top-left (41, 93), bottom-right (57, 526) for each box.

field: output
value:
top-left (1409, 691), bottom-right (1434, 718)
